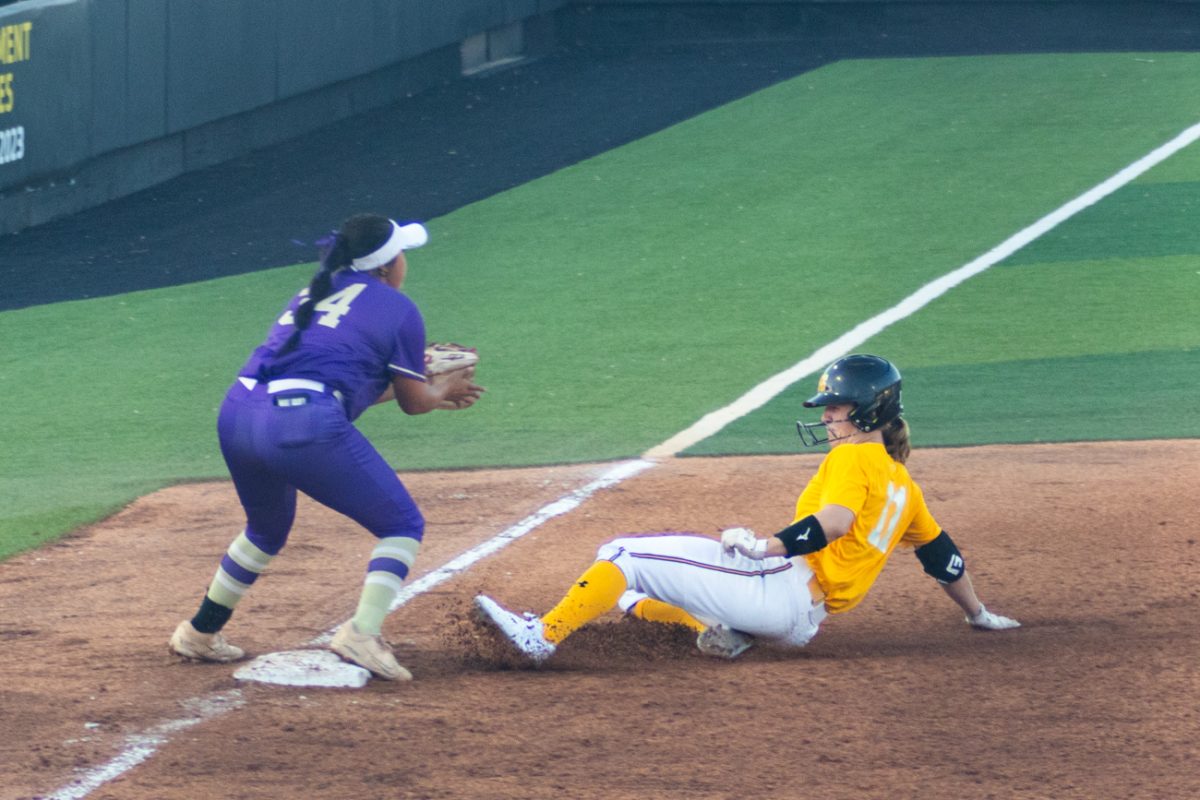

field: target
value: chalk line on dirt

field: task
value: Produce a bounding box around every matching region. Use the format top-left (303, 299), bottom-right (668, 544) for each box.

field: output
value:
top-left (44, 119), bottom-right (1200, 799)
top-left (314, 457), bottom-right (657, 644)
top-left (44, 460), bottom-right (655, 798)
top-left (44, 692), bottom-right (245, 800)
top-left (230, 458), bottom-right (656, 681)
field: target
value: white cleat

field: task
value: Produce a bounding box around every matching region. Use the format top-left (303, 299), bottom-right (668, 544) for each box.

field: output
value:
top-left (696, 624), bottom-right (754, 660)
top-left (473, 595), bottom-right (556, 664)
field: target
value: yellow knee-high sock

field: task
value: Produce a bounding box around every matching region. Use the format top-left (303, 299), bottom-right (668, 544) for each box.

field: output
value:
top-left (629, 597), bottom-right (707, 633)
top-left (541, 561), bottom-right (627, 644)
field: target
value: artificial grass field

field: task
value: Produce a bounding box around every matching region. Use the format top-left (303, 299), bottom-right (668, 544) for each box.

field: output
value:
top-left (3, 52), bottom-right (1199, 558)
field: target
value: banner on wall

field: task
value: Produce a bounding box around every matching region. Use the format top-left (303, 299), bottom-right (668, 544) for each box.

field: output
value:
top-left (0, 18), bottom-right (30, 166)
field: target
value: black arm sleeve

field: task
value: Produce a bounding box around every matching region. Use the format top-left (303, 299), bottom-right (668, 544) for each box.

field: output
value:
top-left (914, 530), bottom-right (966, 584)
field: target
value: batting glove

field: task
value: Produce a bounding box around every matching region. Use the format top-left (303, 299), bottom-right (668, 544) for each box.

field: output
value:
top-left (967, 604), bottom-right (1020, 630)
top-left (720, 527), bottom-right (768, 560)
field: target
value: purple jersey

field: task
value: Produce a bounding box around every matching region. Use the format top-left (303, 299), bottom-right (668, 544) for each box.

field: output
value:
top-left (239, 271), bottom-right (427, 420)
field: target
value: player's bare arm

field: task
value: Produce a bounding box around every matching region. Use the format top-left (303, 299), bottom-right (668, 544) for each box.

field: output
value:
top-left (391, 370), bottom-right (484, 414)
top-left (940, 569), bottom-right (984, 617)
top-left (942, 573), bottom-right (1019, 630)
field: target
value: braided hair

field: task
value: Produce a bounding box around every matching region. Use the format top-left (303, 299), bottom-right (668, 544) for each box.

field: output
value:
top-left (275, 213), bottom-right (395, 357)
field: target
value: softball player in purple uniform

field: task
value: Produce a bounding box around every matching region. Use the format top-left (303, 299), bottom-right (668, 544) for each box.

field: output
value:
top-left (169, 213), bottom-right (484, 680)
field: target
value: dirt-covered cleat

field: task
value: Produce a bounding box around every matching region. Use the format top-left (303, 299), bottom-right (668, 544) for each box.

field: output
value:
top-left (330, 620), bottom-right (413, 681)
top-left (169, 620), bottom-right (246, 663)
top-left (473, 595), bottom-right (556, 663)
top-left (696, 624), bottom-right (754, 660)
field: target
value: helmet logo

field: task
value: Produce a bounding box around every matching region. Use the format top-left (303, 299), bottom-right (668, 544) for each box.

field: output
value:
top-left (816, 372), bottom-right (831, 393)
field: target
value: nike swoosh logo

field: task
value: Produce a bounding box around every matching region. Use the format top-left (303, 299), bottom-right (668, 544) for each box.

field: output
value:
top-left (796, 528), bottom-right (809, 540)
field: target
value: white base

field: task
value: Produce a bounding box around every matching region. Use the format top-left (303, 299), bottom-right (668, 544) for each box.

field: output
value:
top-left (233, 649), bottom-right (371, 688)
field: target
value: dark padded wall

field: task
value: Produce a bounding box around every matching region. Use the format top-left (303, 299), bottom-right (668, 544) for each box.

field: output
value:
top-left (0, 0), bottom-right (1194, 234)
top-left (89, 3), bottom-right (169, 155)
top-left (0, 3), bottom-right (89, 187)
top-left (0, 0), bottom-right (566, 233)
top-left (165, 2), bottom-right (279, 134)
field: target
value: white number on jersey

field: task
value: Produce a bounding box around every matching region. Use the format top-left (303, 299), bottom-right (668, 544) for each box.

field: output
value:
top-left (277, 289), bottom-right (309, 326)
top-left (866, 482), bottom-right (908, 553)
top-left (277, 284), bottom-right (366, 329)
top-left (312, 284), bottom-right (366, 328)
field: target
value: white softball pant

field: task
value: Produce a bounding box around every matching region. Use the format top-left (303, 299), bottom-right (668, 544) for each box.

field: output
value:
top-left (600, 534), bottom-right (826, 647)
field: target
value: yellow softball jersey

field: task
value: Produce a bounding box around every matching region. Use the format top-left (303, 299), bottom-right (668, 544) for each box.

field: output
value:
top-left (797, 442), bottom-right (941, 614)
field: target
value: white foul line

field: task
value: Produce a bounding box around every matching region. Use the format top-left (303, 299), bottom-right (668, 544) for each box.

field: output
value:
top-left (43, 119), bottom-right (1200, 799)
top-left (44, 460), bottom-right (656, 798)
top-left (309, 457), bottom-right (657, 644)
top-left (45, 692), bottom-right (244, 800)
top-left (647, 118), bottom-right (1200, 458)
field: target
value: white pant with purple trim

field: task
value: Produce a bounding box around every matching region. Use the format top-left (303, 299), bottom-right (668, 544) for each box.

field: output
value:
top-left (601, 534), bottom-right (826, 647)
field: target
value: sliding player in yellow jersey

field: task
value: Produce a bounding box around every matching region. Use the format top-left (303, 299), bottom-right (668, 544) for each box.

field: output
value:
top-left (474, 354), bottom-right (1018, 663)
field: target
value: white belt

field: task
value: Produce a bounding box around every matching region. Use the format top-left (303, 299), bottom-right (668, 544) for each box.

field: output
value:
top-left (267, 378), bottom-right (326, 394)
top-left (237, 377), bottom-right (327, 393)
top-left (237, 377), bottom-right (343, 404)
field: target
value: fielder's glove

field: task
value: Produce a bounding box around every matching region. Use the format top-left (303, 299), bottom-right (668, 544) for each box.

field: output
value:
top-left (720, 527), bottom-right (768, 560)
top-left (966, 604), bottom-right (1020, 630)
top-left (424, 342), bottom-right (479, 376)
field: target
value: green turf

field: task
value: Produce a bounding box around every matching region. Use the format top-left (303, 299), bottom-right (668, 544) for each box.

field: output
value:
top-left (905, 349), bottom-right (1200, 445)
top-left (1003, 180), bottom-right (1200, 263)
top-left (686, 348), bottom-right (1200, 456)
top-left (4, 52), bottom-right (1200, 558)
top-left (688, 248), bottom-right (1200, 454)
top-left (1134, 134), bottom-right (1200, 183)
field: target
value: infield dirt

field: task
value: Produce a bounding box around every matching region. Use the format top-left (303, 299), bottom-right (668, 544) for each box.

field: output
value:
top-left (3, 441), bottom-right (1198, 800)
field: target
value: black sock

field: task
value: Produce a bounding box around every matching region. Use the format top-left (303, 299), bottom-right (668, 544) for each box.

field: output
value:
top-left (191, 596), bottom-right (234, 634)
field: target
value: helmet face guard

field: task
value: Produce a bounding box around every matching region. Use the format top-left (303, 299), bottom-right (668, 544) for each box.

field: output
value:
top-left (796, 418), bottom-right (832, 447)
top-left (796, 354), bottom-right (903, 448)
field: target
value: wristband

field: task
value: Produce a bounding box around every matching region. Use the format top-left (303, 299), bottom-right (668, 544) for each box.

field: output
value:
top-left (774, 514), bottom-right (828, 557)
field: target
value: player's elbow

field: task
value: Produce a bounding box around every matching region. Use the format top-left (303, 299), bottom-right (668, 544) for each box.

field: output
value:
top-left (397, 395), bottom-right (436, 415)
top-left (393, 377), bottom-right (439, 415)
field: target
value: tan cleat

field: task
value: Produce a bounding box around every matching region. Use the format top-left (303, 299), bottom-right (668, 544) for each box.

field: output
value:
top-left (330, 621), bottom-right (412, 681)
top-left (169, 620), bottom-right (246, 663)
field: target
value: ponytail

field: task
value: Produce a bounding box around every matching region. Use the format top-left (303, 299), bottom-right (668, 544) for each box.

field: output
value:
top-left (272, 214), bottom-right (395, 359)
top-left (295, 233), bottom-right (351, 331)
top-left (883, 417), bottom-right (911, 464)
top-left (275, 233), bottom-right (351, 357)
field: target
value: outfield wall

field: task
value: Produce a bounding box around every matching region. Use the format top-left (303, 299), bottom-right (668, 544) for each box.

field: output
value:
top-left (0, 0), bottom-right (566, 235)
top-left (0, 0), bottom-right (1195, 236)
top-left (564, 1), bottom-right (1200, 48)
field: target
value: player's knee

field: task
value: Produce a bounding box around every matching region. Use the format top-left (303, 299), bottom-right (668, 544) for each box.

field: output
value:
top-left (596, 540), bottom-right (621, 562)
top-left (371, 506), bottom-right (425, 541)
top-left (596, 540), bottom-right (636, 584)
top-left (404, 512), bottom-right (426, 542)
top-left (244, 525), bottom-right (288, 556)
top-left (597, 538), bottom-right (638, 564)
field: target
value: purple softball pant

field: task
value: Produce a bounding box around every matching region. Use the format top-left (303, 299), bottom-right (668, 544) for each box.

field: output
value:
top-left (216, 380), bottom-right (424, 556)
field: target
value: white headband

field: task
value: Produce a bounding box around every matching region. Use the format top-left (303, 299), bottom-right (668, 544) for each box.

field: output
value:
top-left (350, 220), bottom-right (429, 271)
